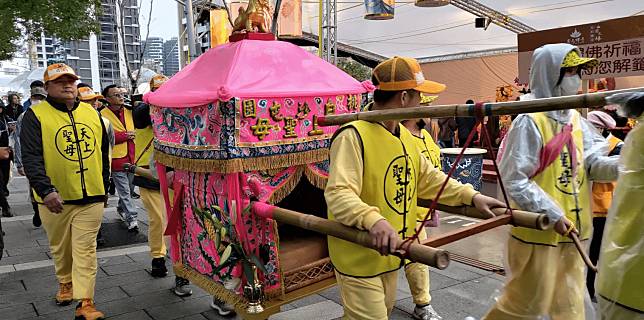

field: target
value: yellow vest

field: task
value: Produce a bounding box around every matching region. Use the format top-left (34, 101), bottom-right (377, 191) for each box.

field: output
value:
top-left (31, 101), bottom-right (105, 202)
top-left (597, 115), bottom-right (644, 312)
top-left (511, 112), bottom-right (592, 246)
top-left (101, 107), bottom-right (134, 159)
top-left (411, 128), bottom-right (441, 222)
top-left (412, 128), bottom-right (441, 170)
top-left (591, 135), bottom-right (621, 216)
top-left (328, 121), bottom-right (421, 277)
top-left (134, 126), bottom-right (154, 167)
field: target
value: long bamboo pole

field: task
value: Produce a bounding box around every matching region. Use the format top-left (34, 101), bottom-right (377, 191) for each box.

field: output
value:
top-left (251, 202), bottom-right (450, 269)
top-left (418, 201), bottom-right (550, 230)
top-left (318, 87), bottom-right (644, 126)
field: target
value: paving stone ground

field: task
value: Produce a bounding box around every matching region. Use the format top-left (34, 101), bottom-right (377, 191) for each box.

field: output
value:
top-left (1, 176), bottom-right (507, 320)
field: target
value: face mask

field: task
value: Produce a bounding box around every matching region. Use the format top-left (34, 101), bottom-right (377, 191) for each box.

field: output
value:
top-left (31, 99), bottom-right (41, 105)
top-left (558, 75), bottom-right (581, 96)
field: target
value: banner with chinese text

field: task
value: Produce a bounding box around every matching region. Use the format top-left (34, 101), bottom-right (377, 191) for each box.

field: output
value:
top-left (518, 15), bottom-right (644, 83)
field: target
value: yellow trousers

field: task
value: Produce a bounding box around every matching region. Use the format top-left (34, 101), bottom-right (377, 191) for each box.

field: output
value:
top-left (598, 296), bottom-right (644, 320)
top-left (405, 226), bottom-right (431, 306)
top-left (335, 270), bottom-right (398, 320)
top-left (483, 236), bottom-right (586, 320)
top-left (40, 202), bottom-right (103, 300)
top-left (140, 188), bottom-right (167, 258)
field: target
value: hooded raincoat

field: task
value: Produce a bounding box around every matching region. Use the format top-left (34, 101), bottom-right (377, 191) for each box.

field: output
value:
top-left (596, 92), bottom-right (644, 319)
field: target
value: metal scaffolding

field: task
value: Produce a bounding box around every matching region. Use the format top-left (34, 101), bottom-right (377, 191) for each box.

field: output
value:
top-left (319, 0), bottom-right (338, 64)
top-left (450, 0), bottom-right (536, 34)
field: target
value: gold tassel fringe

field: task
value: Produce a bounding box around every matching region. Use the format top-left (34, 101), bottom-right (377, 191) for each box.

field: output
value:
top-left (156, 149), bottom-right (329, 173)
top-left (174, 263), bottom-right (284, 306)
top-left (267, 166), bottom-right (305, 204)
top-left (174, 263), bottom-right (249, 310)
top-left (304, 167), bottom-right (328, 190)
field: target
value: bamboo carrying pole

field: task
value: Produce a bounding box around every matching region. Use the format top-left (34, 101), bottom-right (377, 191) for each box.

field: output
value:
top-left (252, 203), bottom-right (450, 269)
top-left (318, 87), bottom-right (644, 126)
top-left (419, 201), bottom-right (550, 230)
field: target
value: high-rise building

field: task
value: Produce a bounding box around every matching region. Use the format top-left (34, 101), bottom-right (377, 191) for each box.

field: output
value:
top-left (163, 37), bottom-right (180, 76)
top-left (32, 0), bottom-right (142, 91)
top-left (143, 36), bottom-right (164, 70)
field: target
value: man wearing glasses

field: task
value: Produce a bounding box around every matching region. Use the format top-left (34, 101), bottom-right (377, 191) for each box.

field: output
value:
top-left (100, 85), bottom-right (138, 231)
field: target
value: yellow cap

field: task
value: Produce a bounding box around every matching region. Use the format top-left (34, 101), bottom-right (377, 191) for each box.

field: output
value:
top-left (78, 87), bottom-right (104, 101)
top-left (44, 63), bottom-right (79, 82)
top-left (561, 50), bottom-right (599, 69)
top-left (150, 74), bottom-right (169, 90)
top-left (373, 56), bottom-right (446, 94)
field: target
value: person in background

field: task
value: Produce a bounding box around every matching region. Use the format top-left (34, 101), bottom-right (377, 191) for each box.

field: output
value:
top-left (6, 92), bottom-right (24, 121)
top-left (101, 84), bottom-right (138, 232)
top-left (437, 116), bottom-right (457, 148)
top-left (13, 86), bottom-right (48, 225)
top-left (78, 84), bottom-right (115, 246)
top-left (23, 80), bottom-right (45, 110)
top-left (401, 116), bottom-right (443, 320)
top-left (127, 74), bottom-right (169, 278)
top-left (22, 63), bottom-right (109, 320)
top-left (0, 102), bottom-right (15, 215)
top-left (584, 110), bottom-right (623, 302)
top-left (456, 100), bottom-right (479, 147)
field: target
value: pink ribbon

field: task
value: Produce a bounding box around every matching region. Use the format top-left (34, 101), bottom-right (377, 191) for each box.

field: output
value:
top-left (217, 86), bottom-right (232, 101)
top-left (361, 80), bottom-right (376, 92)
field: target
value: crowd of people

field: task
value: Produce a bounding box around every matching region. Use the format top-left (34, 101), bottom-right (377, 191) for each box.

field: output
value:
top-left (0, 41), bottom-right (642, 320)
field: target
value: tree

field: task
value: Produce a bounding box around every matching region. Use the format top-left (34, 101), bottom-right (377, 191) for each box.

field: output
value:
top-left (336, 58), bottom-right (371, 82)
top-left (0, 0), bottom-right (101, 60)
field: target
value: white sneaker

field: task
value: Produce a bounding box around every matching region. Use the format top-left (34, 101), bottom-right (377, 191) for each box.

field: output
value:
top-left (211, 297), bottom-right (235, 316)
top-left (127, 220), bottom-right (138, 231)
top-left (413, 304), bottom-right (442, 320)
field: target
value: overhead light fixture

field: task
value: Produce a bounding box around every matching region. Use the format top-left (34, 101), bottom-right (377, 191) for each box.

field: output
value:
top-left (415, 0), bottom-right (450, 7)
top-left (475, 17), bottom-right (492, 30)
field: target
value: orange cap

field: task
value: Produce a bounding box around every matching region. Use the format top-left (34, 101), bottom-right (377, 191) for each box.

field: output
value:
top-left (373, 56), bottom-right (446, 94)
top-left (78, 87), bottom-right (104, 101)
top-left (43, 63), bottom-right (79, 82)
top-left (150, 74), bottom-right (169, 90)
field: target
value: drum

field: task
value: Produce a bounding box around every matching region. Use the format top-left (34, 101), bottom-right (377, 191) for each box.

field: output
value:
top-left (440, 148), bottom-right (487, 191)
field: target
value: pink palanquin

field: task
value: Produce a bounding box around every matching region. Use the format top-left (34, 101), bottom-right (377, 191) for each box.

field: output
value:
top-left (143, 37), bottom-right (372, 316)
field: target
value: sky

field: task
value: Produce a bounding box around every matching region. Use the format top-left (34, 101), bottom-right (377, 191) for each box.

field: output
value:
top-left (140, 0), bottom-right (643, 58)
top-left (140, 0), bottom-right (181, 41)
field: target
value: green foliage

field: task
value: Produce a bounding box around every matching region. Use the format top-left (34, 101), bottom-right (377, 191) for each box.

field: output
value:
top-left (337, 58), bottom-right (372, 82)
top-left (0, 0), bottom-right (102, 60)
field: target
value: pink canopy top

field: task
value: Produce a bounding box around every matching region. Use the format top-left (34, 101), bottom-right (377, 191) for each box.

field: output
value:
top-left (144, 39), bottom-right (373, 108)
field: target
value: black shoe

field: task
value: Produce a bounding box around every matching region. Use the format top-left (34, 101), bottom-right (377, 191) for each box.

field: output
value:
top-left (131, 191), bottom-right (140, 199)
top-left (151, 257), bottom-right (168, 278)
top-left (1, 207), bottom-right (12, 217)
top-left (96, 229), bottom-right (106, 247)
top-left (32, 212), bottom-right (41, 227)
top-left (173, 276), bottom-right (193, 297)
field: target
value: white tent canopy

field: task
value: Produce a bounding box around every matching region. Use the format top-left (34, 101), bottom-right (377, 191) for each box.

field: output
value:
top-left (302, 0), bottom-right (642, 59)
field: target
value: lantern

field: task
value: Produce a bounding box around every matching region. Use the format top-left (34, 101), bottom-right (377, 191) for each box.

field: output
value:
top-left (415, 0), bottom-right (449, 7)
top-left (364, 0), bottom-right (395, 20)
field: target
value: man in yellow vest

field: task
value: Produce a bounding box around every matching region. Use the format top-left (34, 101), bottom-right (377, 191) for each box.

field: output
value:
top-left (326, 56), bottom-right (503, 320)
top-left (597, 92), bottom-right (644, 320)
top-left (482, 44), bottom-right (619, 320)
top-left (126, 74), bottom-right (168, 277)
top-left (101, 84), bottom-right (138, 231)
top-left (585, 110), bottom-right (623, 302)
top-left (401, 116), bottom-right (443, 320)
top-left (21, 63), bottom-right (109, 319)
